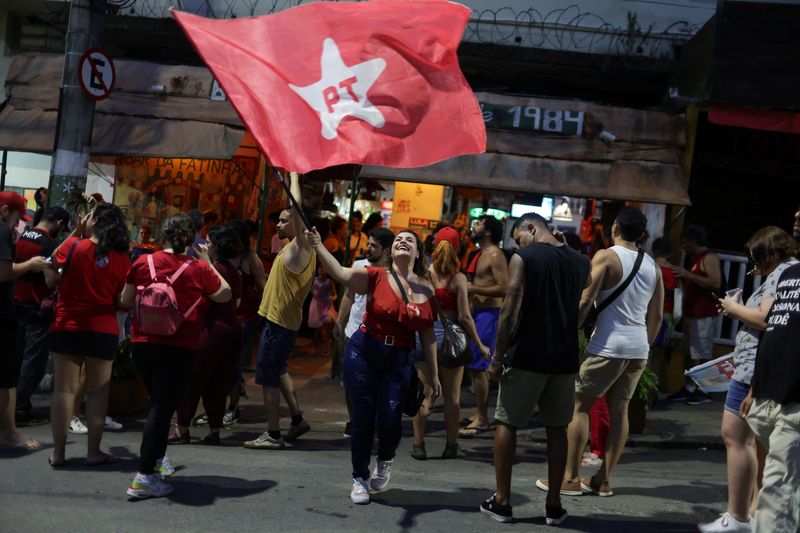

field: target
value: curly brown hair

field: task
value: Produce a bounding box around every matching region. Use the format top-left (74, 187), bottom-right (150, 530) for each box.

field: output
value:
top-left (162, 214), bottom-right (196, 254)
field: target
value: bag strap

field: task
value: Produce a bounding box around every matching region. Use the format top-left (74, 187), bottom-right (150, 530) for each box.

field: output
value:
top-left (60, 239), bottom-right (81, 279)
top-left (182, 296), bottom-right (203, 319)
top-left (146, 253), bottom-right (158, 282)
top-left (168, 259), bottom-right (194, 285)
top-left (389, 268), bottom-right (409, 305)
top-left (595, 248), bottom-right (645, 316)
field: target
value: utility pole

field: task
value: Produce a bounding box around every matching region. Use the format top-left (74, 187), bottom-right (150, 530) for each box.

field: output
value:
top-left (47, 0), bottom-right (107, 209)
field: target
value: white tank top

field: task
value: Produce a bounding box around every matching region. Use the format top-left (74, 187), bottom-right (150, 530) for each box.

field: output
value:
top-left (587, 246), bottom-right (657, 359)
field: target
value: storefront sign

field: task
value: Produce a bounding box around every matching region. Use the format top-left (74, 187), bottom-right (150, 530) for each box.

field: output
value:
top-left (480, 102), bottom-right (584, 136)
top-left (469, 207), bottom-right (510, 220)
top-left (113, 157), bottom-right (257, 236)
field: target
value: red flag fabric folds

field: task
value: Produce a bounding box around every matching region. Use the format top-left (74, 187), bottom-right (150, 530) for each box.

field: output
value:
top-left (173, 1), bottom-right (486, 173)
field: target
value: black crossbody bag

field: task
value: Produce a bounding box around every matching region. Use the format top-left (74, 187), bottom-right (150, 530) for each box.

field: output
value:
top-left (583, 248), bottom-right (645, 338)
top-left (389, 268), bottom-right (426, 417)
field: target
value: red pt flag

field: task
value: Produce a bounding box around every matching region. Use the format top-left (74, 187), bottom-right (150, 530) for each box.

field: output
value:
top-left (173, 1), bottom-right (486, 173)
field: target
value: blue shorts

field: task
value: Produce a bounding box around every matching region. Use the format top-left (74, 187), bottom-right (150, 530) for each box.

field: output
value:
top-left (413, 321), bottom-right (444, 362)
top-left (255, 319), bottom-right (297, 388)
top-left (468, 308), bottom-right (500, 371)
top-left (724, 379), bottom-right (750, 415)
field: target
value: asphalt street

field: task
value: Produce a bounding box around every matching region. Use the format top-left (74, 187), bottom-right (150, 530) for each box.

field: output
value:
top-left (1, 349), bottom-right (729, 533)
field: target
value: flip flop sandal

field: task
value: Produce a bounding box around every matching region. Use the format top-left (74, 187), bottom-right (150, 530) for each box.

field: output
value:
top-left (85, 453), bottom-right (119, 467)
top-left (458, 425), bottom-right (489, 438)
top-left (1, 439), bottom-right (42, 451)
top-left (48, 457), bottom-right (68, 468)
top-left (458, 417), bottom-right (475, 427)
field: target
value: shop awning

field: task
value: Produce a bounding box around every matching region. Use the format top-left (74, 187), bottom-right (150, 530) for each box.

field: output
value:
top-left (0, 54), bottom-right (245, 159)
top-left (362, 92), bottom-right (690, 205)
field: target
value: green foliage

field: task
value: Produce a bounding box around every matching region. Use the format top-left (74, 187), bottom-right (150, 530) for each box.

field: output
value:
top-left (633, 366), bottom-right (660, 408)
top-left (111, 338), bottom-right (138, 383)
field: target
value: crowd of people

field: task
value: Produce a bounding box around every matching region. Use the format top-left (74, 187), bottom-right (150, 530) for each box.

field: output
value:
top-left (0, 183), bottom-right (799, 531)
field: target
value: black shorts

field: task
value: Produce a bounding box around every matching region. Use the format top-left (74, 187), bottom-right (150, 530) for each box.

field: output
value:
top-left (50, 330), bottom-right (118, 361)
top-left (0, 318), bottom-right (21, 388)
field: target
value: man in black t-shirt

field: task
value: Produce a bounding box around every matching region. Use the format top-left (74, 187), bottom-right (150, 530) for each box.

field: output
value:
top-left (745, 219), bottom-right (800, 532)
top-left (14, 207), bottom-right (69, 424)
top-left (479, 213), bottom-right (591, 526)
top-left (0, 191), bottom-right (50, 450)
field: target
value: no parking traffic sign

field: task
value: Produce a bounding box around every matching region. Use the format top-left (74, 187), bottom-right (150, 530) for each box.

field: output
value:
top-left (78, 48), bottom-right (115, 101)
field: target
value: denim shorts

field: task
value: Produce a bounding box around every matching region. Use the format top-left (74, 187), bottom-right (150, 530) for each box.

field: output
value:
top-left (413, 321), bottom-right (444, 362)
top-left (724, 379), bottom-right (750, 415)
top-left (255, 320), bottom-right (297, 388)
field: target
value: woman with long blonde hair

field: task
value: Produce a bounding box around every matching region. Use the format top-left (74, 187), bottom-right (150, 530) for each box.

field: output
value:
top-left (411, 227), bottom-right (490, 459)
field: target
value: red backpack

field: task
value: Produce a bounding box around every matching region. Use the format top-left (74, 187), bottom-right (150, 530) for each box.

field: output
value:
top-left (135, 254), bottom-right (202, 336)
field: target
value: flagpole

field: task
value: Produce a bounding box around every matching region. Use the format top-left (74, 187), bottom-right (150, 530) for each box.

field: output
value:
top-left (343, 164), bottom-right (361, 266)
top-left (255, 162), bottom-right (270, 257)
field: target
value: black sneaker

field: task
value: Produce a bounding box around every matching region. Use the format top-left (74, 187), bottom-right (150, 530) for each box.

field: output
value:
top-left (343, 421), bottom-right (352, 438)
top-left (222, 408), bottom-right (240, 427)
top-left (480, 493), bottom-right (513, 523)
top-left (545, 505), bottom-right (568, 526)
top-left (666, 387), bottom-right (693, 402)
top-left (685, 389), bottom-right (713, 406)
top-left (410, 443), bottom-right (427, 461)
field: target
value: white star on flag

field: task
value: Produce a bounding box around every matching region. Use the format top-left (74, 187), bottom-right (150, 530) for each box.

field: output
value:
top-left (289, 38), bottom-right (387, 140)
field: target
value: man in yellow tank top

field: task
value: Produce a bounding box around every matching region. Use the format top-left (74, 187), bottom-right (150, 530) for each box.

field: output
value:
top-left (244, 172), bottom-right (316, 451)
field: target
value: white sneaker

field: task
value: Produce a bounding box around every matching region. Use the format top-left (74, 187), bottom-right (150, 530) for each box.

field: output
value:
top-left (104, 416), bottom-right (123, 430)
top-left (698, 512), bottom-right (752, 533)
top-left (581, 451), bottom-right (603, 467)
top-left (69, 417), bottom-right (88, 434)
top-left (369, 459), bottom-right (392, 491)
top-left (155, 455), bottom-right (175, 478)
top-left (350, 477), bottom-right (370, 504)
top-left (127, 473), bottom-right (174, 499)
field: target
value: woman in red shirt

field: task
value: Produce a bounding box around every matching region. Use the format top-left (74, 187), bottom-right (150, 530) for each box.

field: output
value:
top-left (411, 228), bottom-right (489, 460)
top-left (173, 224), bottom-right (243, 445)
top-left (306, 227), bottom-right (442, 505)
top-left (224, 219), bottom-right (266, 424)
top-left (120, 214), bottom-right (231, 499)
top-left (45, 204), bottom-right (131, 468)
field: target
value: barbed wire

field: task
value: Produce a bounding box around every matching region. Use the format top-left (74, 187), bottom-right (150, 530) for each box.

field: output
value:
top-left (43, 1), bottom-right (701, 60)
top-left (464, 6), bottom-right (701, 58)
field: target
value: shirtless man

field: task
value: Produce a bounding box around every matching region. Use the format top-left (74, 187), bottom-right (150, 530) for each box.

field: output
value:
top-left (461, 215), bottom-right (509, 437)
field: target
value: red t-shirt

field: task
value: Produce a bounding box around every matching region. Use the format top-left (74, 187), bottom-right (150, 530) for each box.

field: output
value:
top-left (52, 237), bottom-right (131, 335)
top-left (362, 267), bottom-right (436, 348)
top-left (14, 227), bottom-right (58, 305)
top-left (684, 252), bottom-right (719, 319)
top-left (127, 251), bottom-right (222, 350)
top-left (660, 266), bottom-right (679, 314)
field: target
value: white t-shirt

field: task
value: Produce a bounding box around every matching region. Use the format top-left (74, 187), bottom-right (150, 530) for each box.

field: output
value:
top-left (345, 259), bottom-right (369, 339)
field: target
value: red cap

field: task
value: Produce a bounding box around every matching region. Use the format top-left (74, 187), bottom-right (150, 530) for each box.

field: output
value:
top-left (434, 226), bottom-right (460, 250)
top-left (0, 191), bottom-right (31, 221)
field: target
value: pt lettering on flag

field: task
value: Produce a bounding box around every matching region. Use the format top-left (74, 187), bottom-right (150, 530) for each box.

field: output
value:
top-left (173, 1), bottom-right (486, 173)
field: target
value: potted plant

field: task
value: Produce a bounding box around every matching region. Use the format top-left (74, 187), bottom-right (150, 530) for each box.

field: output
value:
top-left (628, 366), bottom-right (659, 434)
top-left (108, 338), bottom-right (149, 416)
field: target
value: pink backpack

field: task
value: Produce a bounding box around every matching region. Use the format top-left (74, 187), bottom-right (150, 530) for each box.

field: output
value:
top-left (135, 254), bottom-right (203, 336)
